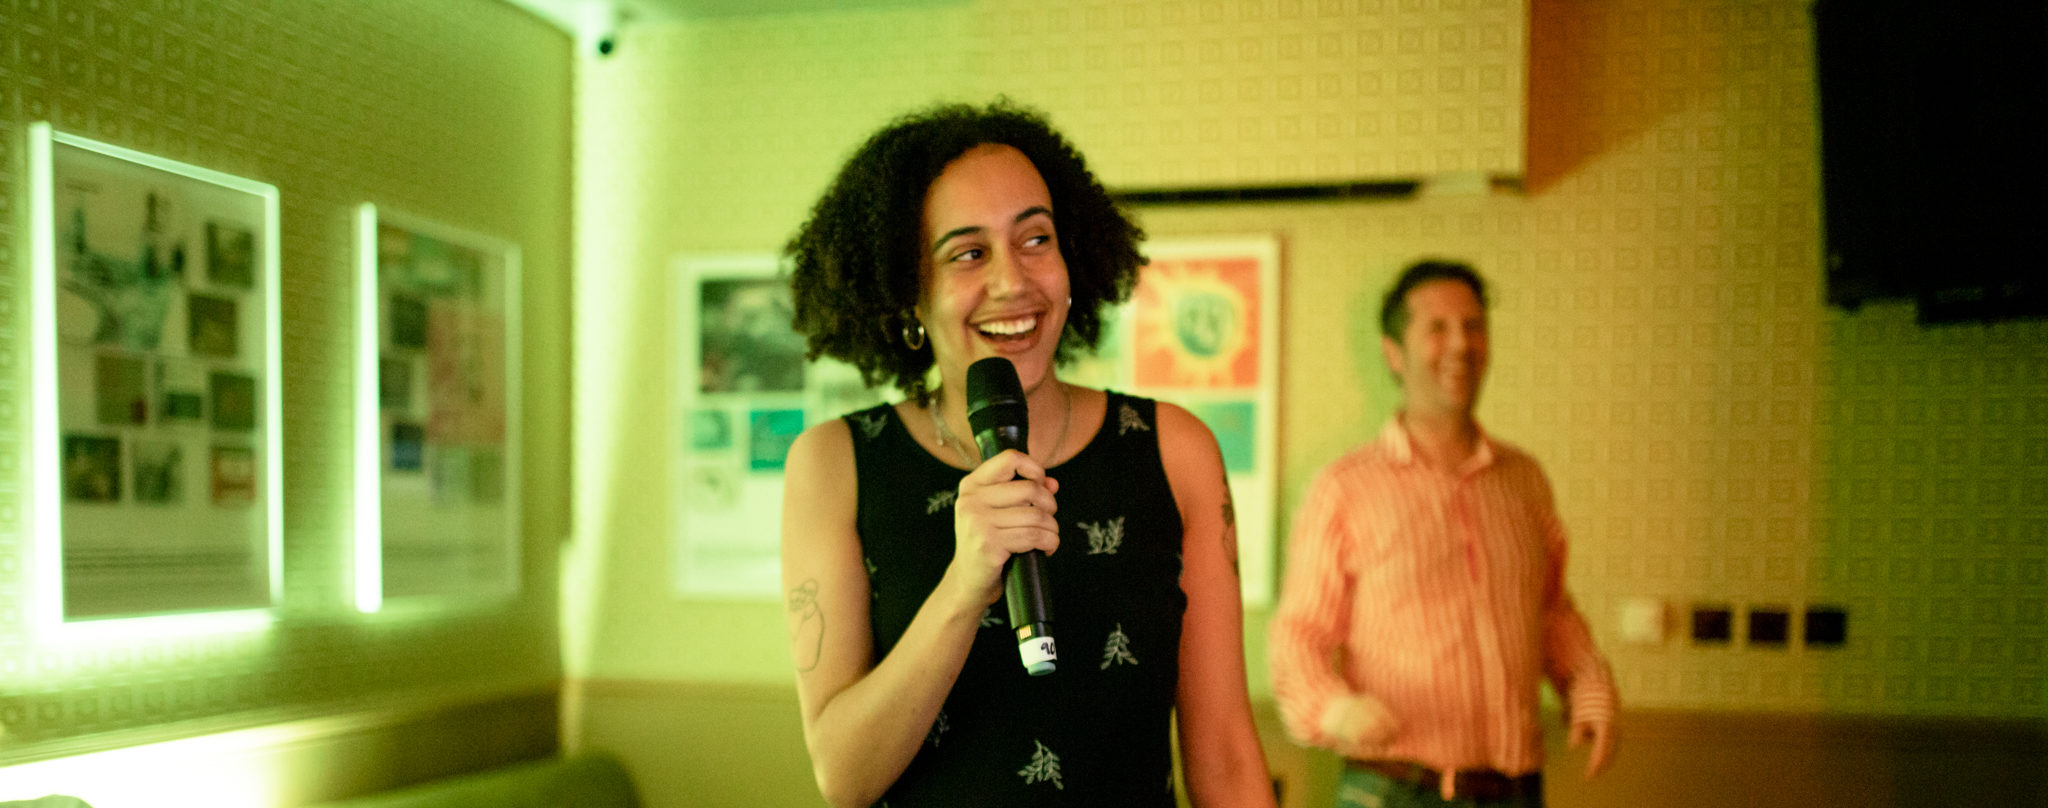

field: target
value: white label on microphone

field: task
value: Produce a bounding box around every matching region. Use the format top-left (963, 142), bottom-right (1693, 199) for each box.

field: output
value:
top-left (1019, 636), bottom-right (1057, 666)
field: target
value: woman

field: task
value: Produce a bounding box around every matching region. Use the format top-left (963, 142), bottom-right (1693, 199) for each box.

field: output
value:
top-left (779, 101), bottom-right (1274, 808)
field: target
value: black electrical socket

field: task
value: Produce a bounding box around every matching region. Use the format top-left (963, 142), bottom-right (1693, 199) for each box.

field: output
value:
top-left (1748, 607), bottom-right (1790, 646)
top-left (1804, 606), bottom-right (1848, 647)
top-left (1690, 604), bottom-right (1733, 644)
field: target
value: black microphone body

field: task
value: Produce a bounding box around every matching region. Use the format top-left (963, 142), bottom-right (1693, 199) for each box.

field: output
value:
top-left (965, 357), bottom-right (1057, 676)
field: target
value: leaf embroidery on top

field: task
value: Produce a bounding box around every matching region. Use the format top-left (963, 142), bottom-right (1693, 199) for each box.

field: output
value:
top-left (926, 710), bottom-right (949, 747)
top-left (1117, 402), bottom-right (1152, 435)
top-left (926, 490), bottom-right (957, 514)
top-left (1101, 623), bottom-right (1139, 668)
top-left (1018, 739), bottom-right (1064, 790)
top-left (980, 605), bottom-right (1006, 628)
top-left (1081, 516), bottom-right (1125, 555)
top-left (856, 412), bottom-right (888, 441)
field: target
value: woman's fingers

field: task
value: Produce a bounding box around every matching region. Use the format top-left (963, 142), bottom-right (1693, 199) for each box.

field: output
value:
top-left (946, 449), bottom-right (1063, 606)
top-left (965, 476), bottom-right (1058, 514)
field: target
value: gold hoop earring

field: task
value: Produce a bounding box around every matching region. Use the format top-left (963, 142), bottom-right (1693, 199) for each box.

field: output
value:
top-left (901, 318), bottom-right (926, 350)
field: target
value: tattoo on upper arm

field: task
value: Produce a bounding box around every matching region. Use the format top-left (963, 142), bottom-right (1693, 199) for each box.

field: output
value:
top-left (788, 578), bottom-right (824, 673)
top-left (1221, 476), bottom-right (1241, 580)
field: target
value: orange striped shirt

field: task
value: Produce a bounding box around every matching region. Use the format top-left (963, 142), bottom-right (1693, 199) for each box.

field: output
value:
top-left (1270, 418), bottom-right (1616, 776)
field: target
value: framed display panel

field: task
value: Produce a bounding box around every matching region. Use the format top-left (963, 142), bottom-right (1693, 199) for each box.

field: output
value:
top-left (26, 123), bottom-right (283, 622)
top-left (1062, 235), bottom-right (1282, 606)
top-left (354, 205), bottom-right (522, 611)
top-left (671, 254), bottom-right (886, 599)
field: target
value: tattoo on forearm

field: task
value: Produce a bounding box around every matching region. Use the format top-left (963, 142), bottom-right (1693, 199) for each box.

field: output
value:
top-left (788, 578), bottom-right (824, 673)
top-left (1222, 479), bottom-right (1241, 580)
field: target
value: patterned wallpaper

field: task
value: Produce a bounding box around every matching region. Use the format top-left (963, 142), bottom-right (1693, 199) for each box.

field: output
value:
top-left (576, 0), bottom-right (2045, 717)
top-left (968, 0), bottom-right (1527, 187)
top-left (0, 0), bottom-right (572, 752)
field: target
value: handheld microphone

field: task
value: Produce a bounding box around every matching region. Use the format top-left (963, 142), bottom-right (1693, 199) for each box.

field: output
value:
top-left (965, 357), bottom-right (1057, 676)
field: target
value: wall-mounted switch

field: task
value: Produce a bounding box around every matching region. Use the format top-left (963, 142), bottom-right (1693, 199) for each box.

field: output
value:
top-left (1618, 597), bottom-right (1667, 645)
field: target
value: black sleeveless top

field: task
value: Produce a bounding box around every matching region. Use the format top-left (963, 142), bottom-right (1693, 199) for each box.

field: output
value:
top-left (847, 392), bottom-right (1187, 807)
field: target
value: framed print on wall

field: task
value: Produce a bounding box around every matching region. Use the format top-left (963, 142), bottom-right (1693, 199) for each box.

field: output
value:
top-left (1062, 235), bottom-right (1282, 606)
top-left (354, 205), bottom-right (522, 611)
top-left (26, 123), bottom-right (283, 622)
top-left (670, 254), bottom-right (887, 599)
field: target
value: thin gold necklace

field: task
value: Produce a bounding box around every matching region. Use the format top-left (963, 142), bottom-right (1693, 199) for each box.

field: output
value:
top-left (930, 380), bottom-right (1072, 467)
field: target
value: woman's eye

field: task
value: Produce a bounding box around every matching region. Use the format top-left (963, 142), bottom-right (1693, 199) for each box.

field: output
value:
top-left (949, 248), bottom-right (984, 263)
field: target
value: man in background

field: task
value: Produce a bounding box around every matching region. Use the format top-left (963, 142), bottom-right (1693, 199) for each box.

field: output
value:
top-left (1270, 259), bottom-right (1617, 807)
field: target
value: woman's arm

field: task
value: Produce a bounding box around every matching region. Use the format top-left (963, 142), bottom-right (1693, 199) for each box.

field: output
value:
top-left (780, 418), bottom-right (1062, 808)
top-left (1156, 403), bottom-right (1278, 808)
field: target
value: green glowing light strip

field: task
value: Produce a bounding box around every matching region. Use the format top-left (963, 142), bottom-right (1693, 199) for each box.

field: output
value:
top-left (355, 204), bottom-right (385, 613)
top-left (26, 122), bottom-right (60, 629)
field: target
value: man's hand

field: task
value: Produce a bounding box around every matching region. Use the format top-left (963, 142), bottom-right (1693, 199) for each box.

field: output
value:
top-left (1568, 718), bottom-right (1614, 778)
top-left (1318, 693), bottom-right (1398, 747)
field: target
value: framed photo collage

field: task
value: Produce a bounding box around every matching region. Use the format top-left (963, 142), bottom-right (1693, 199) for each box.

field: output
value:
top-left (23, 123), bottom-right (523, 625)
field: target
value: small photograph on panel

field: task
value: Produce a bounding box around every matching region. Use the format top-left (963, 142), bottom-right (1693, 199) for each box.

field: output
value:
top-left (210, 445), bottom-right (256, 506)
top-left (209, 371), bottom-right (257, 430)
top-left (59, 190), bottom-right (182, 351)
top-left (699, 278), bottom-right (805, 394)
top-left (389, 421), bottom-right (425, 472)
top-left (1184, 400), bottom-right (1257, 473)
top-left (156, 358), bottom-right (208, 425)
top-left (748, 408), bottom-right (804, 472)
top-left (133, 440), bottom-right (186, 505)
top-left (187, 292), bottom-right (240, 358)
top-left (382, 223), bottom-right (484, 297)
top-left (687, 408), bottom-right (733, 451)
top-left (205, 220), bottom-right (255, 289)
top-left (63, 434), bottom-right (123, 503)
top-left (94, 352), bottom-right (149, 425)
top-left (380, 356), bottom-right (414, 410)
top-left (389, 294), bottom-right (429, 350)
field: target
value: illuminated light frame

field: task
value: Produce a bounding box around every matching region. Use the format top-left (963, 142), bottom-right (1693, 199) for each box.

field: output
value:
top-left (24, 123), bottom-right (283, 636)
top-left (352, 204), bottom-right (524, 614)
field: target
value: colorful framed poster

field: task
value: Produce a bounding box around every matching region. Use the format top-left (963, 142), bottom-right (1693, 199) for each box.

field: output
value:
top-left (1062, 235), bottom-right (1283, 606)
top-left (671, 254), bottom-right (886, 599)
top-left (354, 205), bottom-right (522, 611)
top-left (26, 123), bottom-right (283, 622)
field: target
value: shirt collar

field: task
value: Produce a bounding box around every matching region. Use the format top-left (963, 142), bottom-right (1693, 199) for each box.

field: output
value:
top-left (1382, 413), bottom-right (1496, 476)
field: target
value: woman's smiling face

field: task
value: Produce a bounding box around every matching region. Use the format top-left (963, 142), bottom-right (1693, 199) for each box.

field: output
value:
top-left (915, 143), bottom-right (1071, 395)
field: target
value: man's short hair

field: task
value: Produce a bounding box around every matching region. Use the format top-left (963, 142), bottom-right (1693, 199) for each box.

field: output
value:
top-left (1378, 259), bottom-right (1490, 343)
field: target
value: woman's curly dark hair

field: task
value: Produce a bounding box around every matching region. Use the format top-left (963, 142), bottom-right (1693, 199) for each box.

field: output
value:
top-left (784, 100), bottom-right (1146, 404)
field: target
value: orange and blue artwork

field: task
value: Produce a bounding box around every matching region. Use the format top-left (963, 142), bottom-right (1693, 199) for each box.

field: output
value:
top-left (1132, 256), bottom-right (1262, 390)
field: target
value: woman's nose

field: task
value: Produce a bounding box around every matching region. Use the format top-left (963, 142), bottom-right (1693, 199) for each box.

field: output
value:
top-left (985, 248), bottom-right (1025, 297)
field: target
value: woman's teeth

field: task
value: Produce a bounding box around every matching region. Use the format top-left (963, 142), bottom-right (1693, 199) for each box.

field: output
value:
top-left (977, 315), bottom-right (1037, 337)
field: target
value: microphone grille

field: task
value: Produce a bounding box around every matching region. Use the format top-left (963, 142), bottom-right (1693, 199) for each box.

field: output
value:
top-left (965, 357), bottom-right (1027, 432)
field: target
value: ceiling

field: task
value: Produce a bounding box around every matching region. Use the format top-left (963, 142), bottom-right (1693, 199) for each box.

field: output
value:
top-left (618, 0), bottom-right (948, 17)
top-left (500, 0), bottom-right (961, 49)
